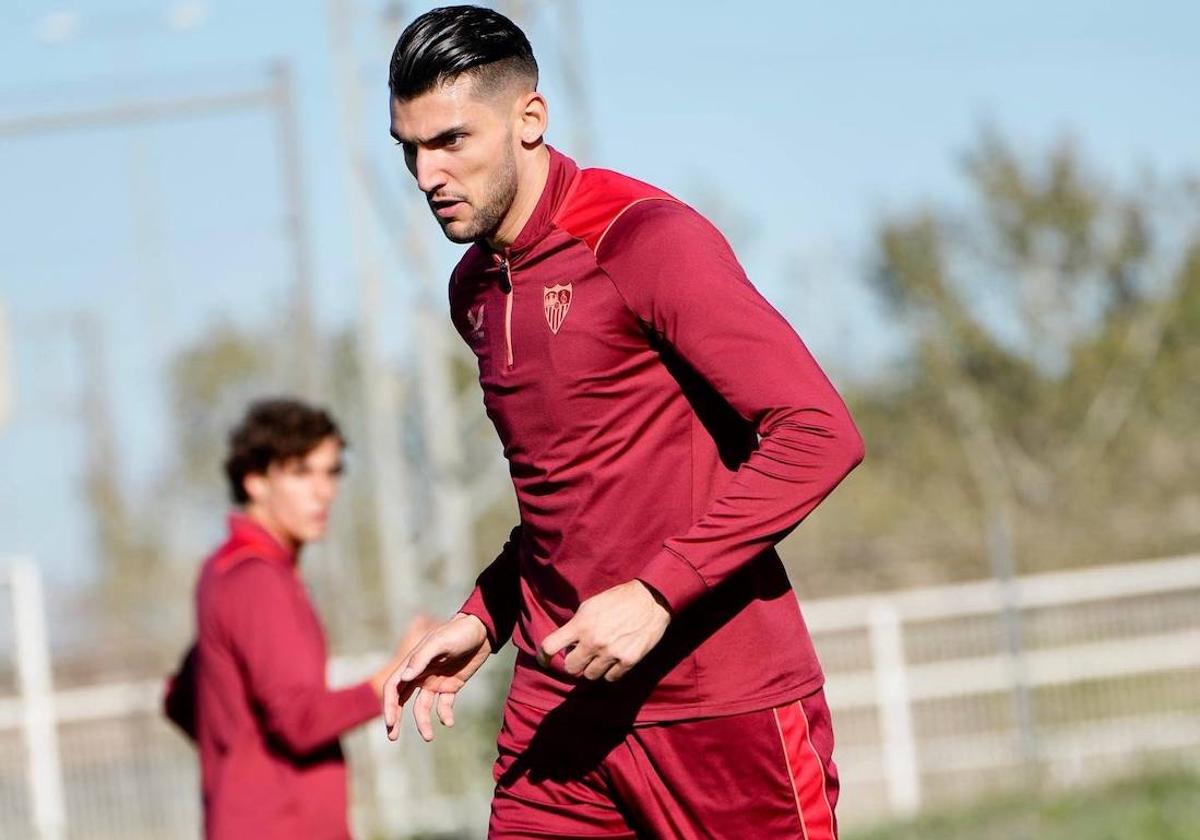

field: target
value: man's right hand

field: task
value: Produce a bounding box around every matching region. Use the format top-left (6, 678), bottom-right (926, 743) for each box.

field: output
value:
top-left (382, 612), bottom-right (491, 743)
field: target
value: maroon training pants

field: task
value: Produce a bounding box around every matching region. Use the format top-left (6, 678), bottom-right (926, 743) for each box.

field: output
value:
top-left (488, 689), bottom-right (839, 839)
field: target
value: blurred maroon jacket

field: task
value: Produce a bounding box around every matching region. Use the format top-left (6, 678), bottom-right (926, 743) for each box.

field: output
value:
top-left (164, 514), bottom-right (379, 839)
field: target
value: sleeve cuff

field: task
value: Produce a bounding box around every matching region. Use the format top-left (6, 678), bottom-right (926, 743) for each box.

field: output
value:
top-left (637, 546), bottom-right (709, 615)
top-left (458, 587), bottom-right (503, 652)
top-left (346, 680), bottom-right (383, 725)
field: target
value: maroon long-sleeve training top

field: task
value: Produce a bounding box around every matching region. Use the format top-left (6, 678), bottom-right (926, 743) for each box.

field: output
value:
top-left (164, 514), bottom-right (379, 839)
top-left (452, 147), bottom-right (865, 722)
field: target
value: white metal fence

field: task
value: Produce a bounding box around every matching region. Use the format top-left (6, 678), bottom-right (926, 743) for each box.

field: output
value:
top-left (808, 554), bottom-right (1200, 823)
top-left (3, 553), bottom-right (1199, 838)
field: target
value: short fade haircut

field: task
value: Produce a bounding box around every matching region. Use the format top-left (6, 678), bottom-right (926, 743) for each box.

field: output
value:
top-left (223, 397), bottom-right (345, 505)
top-left (388, 4), bottom-right (537, 102)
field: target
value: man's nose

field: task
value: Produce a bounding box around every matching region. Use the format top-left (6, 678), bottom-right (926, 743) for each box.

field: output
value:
top-left (414, 149), bottom-right (445, 195)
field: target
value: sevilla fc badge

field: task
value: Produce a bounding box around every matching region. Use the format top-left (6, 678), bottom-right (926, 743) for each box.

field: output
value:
top-left (543, 283), bottom-right (572, 335)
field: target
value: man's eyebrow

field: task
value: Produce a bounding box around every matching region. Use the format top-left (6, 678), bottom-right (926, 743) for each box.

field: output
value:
top-left (390, 124), bottom-right (468, 146)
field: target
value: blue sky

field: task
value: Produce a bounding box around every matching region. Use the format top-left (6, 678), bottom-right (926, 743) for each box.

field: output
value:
top-left (1, 0), bottom-right (1198, 587)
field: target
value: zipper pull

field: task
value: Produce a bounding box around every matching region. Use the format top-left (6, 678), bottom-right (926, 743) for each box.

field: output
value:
top-left (498, 255), bottom-right (512, 294)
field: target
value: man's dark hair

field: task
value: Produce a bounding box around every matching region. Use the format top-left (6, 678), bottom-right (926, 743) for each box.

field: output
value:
top-left (223, 398), bottom-right (345, 505)
top-left (389, 5), bottom-right (537, 101)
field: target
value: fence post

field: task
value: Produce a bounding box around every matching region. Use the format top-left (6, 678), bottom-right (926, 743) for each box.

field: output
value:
top-left (868, 599), bottom-right (920, 815)
top-left (10, 557), bottom-right (67, 840)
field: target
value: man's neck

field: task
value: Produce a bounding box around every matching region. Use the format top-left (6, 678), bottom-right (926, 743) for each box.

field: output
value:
top-left (243, 506), bottom-right (302, 558)
top-left (486, 144), bottom-right (551, 250)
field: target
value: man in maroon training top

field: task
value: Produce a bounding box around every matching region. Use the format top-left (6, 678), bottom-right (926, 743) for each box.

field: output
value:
top-left (382, 7), bottom-right (864, 838)
top-left (164, 398), bottom-right (429, 839)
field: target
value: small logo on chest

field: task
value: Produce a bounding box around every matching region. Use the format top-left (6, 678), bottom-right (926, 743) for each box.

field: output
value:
top-left (543, 284), bottom-right (573, 335)
top-left (467, 303), bottom-right (486, 339)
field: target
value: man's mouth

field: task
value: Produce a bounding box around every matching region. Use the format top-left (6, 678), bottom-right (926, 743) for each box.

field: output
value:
top-left (430, 197), bottom-right (466, 219)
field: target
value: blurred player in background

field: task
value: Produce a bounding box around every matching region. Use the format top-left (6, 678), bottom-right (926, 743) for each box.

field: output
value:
top-left (381, 6), bottom-right (864, 838)
top-left (164, 397), bottom-right (430, 840)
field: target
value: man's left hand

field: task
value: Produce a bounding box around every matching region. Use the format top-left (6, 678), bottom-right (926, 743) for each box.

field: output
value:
top-left (537, 580), bottom-right (671, 682)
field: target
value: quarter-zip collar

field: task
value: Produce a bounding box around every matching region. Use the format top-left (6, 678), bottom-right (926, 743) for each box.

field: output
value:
top-left (491, 145), bottom-right (579, 263)
top-left (226, 511), bottom-right (298, 568)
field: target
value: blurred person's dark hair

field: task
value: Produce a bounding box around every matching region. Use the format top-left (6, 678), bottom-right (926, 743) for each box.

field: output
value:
top-left (388, 4), bottom-right (537, 101)
top-left (223, 398), bottom-right (345, 505)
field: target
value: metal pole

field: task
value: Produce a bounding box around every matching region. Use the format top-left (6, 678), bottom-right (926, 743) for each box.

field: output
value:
top-left (374, 3), bottom-right (479, 603)
top-left (326, 0), bottom-right (421, 626)
top-left (0, 88), bottom-right (274, 137)
top-left (0, 300), bottom-right (12, 431)
top-left (269, 61), bottom-right (321, 398)
top-left (74, 314), bottom-right (125, 583)
top-left (327, 5), bottom-right (424, 832)
top-left (556, 0), bottom-right (595, 161)
top-left (943, 380), bottom-right (1039, 781)
top-left (354, 146), bottom-right (484, 601)
top-left (414, 307), bottom-right (477, 604)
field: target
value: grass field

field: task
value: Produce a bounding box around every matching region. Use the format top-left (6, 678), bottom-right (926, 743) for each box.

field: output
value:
top-left (845, 768), bottom-right (1200, 840)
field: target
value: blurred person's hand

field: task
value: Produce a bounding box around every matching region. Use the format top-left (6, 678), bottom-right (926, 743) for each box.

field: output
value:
top-left (394, 613), bottom-right (437, 659)
top-left (368, 613), bottom-right (436, 697)
top-left (382, 612), bottom-right (491, 742)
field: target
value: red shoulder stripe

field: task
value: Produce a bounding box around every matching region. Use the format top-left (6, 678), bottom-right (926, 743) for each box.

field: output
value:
top-left (552, 168), bottom-right (677, 253)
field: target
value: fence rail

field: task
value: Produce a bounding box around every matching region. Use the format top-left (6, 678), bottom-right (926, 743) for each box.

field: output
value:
top-left (811, 553), bottom-right (1200, 822)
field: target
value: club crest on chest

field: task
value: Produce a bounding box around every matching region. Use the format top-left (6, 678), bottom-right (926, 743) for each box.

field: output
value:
top-left (543, 283), bottom-right (572, 335)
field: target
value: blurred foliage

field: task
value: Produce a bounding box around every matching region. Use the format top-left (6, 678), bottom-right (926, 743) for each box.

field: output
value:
top-left (167, 323), bottom-right (277, 493)
top-left (846, 767), bottom-right (1200, 840)
top-left (786, 131), bottom-right (1200, 594)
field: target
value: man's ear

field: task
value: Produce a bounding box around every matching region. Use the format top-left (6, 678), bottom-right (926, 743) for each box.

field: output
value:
top-left (516, 91), bottom-right (548, 146)
top-left (244, 472), bottom-right (270, 505)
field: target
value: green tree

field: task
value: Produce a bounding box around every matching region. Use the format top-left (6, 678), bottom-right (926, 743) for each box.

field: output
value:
top-left (787, 131), bottom-right (1200, 591)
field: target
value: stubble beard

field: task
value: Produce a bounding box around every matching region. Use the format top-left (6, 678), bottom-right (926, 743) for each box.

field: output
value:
top-left (439, 141), bottom-right (519, 245)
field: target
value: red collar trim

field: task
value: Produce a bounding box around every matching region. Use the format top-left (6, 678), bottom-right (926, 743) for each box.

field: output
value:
top-left (504, 145), bottom-right (579, 256)
top-left (225, 512), bottom-right (297, 567)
